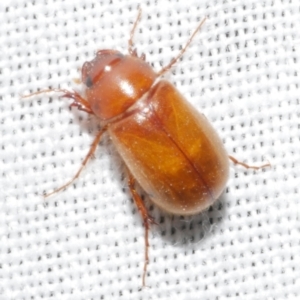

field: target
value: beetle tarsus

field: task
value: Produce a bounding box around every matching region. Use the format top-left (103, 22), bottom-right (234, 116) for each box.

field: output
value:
top-left (128, 7), bottom-right (142, 56)
top-left (229, 155), bottom-right (271, 170)
top-left (157, 17), bottom-right (207, 76)
top-left (128, 172), bottom-right (154, 287)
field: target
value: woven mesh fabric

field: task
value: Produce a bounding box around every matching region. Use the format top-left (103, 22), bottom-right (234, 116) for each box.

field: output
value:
top-left (1, 0), bottom-right (299, 299)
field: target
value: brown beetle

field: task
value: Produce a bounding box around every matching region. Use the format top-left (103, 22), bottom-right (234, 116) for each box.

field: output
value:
top-left (24, 9), bottom-right (270, 286)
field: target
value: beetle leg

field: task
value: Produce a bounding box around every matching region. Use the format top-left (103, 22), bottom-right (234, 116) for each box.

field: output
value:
top-left (59, 90), bottom-right (94, 114)
top-left (44, 126), bottom-right (108, 198)
top-left (157, 17), bottom-right (206, 76)
top-left (128, 7), bottom-right (142, 57)
top-left (22, 88), bottom-right (94, 114)
top-left (229, 155), bottom-right (271, 170)
top-left (127, 172), bottom-right (156, 287)
top-left (69, 100), bottom-right (93, 114)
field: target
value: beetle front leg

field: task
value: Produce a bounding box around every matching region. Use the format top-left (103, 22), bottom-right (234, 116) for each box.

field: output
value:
top-left (61, 90), bottom-right (94, 114)
top-left (23, 88), bottom-right (94, 114)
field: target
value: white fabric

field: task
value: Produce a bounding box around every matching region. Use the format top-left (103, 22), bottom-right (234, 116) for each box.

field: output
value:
top-left (1, 0), bottom-right (299, 299)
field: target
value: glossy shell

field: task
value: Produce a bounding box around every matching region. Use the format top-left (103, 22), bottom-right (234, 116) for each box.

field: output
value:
top-left (82, 50), bottom-right (229, 215)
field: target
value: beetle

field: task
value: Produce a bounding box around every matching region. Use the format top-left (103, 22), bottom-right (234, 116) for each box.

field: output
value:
top-left (24, 9), bottom-right (270, 286)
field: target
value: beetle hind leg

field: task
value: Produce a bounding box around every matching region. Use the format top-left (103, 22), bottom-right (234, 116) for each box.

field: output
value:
top-left (229, 155), bottom-right (271, 170)
top-left (127, 172), bottom-right (156, 287)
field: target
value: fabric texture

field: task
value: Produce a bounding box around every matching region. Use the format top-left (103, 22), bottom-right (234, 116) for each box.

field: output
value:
top-left (1, 0), bottom-right (299, 299)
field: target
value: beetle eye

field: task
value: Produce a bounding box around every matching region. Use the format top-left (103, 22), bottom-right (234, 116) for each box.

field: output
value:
top-left (86, 76), bottom-right (93, 88)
